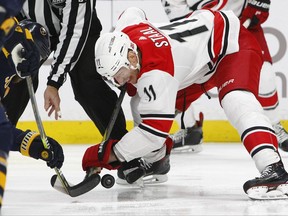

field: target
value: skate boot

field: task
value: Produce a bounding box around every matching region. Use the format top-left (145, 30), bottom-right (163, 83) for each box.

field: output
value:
top-left (171, 112), bottom-right (203, 153)
top-left (116, 155), bottom-right (170, 185)
top-left (243, 160), bottom-right (288, 200)
top-left (273, 122), bottom-right (288, 152)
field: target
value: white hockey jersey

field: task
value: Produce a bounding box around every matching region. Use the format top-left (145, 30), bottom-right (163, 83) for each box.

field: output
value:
top-left (113, 7), bottom-right (240, 162)
top-left (163, 0), bottom-right (247, 21)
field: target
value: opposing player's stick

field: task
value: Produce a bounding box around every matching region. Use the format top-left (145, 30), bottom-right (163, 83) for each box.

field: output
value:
top-left (50, 84), bottom-right (127, 194)
top-left (26, 76), bottom-right (100, 197)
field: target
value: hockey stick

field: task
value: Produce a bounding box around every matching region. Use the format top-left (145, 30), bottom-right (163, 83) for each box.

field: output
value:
top-left (103, 84), bottom-right (127, 140)
top-left (26, 76), bottom-right (100, 197)
top-left (50, 84), bottom-right (127, 193)
top-left (84, 84), bottom-right (127, 186)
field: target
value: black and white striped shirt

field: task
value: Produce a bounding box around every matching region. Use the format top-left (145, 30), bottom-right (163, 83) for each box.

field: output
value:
top-left (19, 0), bottom-right (102, 89)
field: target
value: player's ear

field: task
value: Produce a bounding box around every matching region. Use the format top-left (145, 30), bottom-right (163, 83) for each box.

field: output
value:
top-left (128, 50), bottom-right (139, 68)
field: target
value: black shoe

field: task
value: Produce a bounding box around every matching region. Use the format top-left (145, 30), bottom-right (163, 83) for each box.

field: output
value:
top-left (171, 113), bottom-right (203, 153)
top-left (243, 160), bottom-right (288, 200)
top-left (117, 155), bottom-right (170, 185)
top-left (273, 122), bottom-right (288, 152)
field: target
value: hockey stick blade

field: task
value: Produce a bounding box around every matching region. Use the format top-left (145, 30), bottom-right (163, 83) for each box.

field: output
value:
top-left (62, 85), bottom-right (127, 193)
top-left (51, 85), bottom-right (127, 195)
top-left (50, 173), bottom-right (101, 197)
top-left (26, 76), bottom-right (100, 197)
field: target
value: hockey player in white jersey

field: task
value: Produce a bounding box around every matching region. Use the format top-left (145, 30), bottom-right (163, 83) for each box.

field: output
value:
top-left (82, 7), bottom-right (288, 199)
top-left (162, 0), bottom-right (288, 152)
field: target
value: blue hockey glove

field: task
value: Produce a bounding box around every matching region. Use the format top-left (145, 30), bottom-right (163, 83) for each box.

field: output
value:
top-left (17, 130), bottom-right (64, 169)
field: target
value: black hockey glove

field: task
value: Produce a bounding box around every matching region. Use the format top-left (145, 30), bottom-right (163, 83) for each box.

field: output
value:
top-left (16, 41), bottom-right (40, 78)
top-left (17, 130), bottom-right (64, 169)
top-left (16, 25), bottom-right (40, 78)
top-left (5, 25), bottom-right (40, 78)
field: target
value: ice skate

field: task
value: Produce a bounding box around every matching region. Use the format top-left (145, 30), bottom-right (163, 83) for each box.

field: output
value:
top-left (116, 155), bottom-right (170, 185)
top-left (273, 122), bottom-right (288, 152)
top-left (243, 160), bottom-right (288, 200)
top-left (171, 112), bottom-right (203, 153)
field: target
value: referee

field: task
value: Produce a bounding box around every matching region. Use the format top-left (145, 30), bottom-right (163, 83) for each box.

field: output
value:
top-left (2, 0), bottom-right (127, 140)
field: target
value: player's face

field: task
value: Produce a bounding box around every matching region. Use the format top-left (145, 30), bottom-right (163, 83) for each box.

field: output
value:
top-left (109, 50), bottom-right (139, 86)
top-left (113, 66), bottom-right (132, 86)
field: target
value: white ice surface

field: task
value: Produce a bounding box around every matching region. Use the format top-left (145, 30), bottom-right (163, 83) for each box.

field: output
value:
top-left (2, 143), bottom-right (288, 216)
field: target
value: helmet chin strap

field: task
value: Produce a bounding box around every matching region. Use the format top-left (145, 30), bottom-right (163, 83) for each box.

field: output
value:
top-left (130, 64), bottom-right (140, 70)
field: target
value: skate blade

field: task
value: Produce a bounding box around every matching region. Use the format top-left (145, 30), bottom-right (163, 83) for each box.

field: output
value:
top-left (247, 184), bottom-right (288, 200)
top-left (116, 174), bottom-right (168, 186)
top-left (143, 174), bottom-right (168, 184)
top-left (172, 144), bottom-right (203, 153)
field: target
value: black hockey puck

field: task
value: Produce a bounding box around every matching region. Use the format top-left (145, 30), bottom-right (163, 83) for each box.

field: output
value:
top-left (101, 174), bottom-right (115, 189)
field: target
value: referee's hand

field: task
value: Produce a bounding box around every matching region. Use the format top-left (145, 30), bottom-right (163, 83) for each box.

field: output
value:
top-left (44, 85), bottom-right (62, 120)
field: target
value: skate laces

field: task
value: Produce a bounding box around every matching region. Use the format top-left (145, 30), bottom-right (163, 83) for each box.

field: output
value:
top-left (259, 162), bottom-right (286, 180)
top-left (172, 128), bottom-right (187, 143)
top-left (260, 165), bottom-right (274, 178)
top-left (273, 123), bottom-right (288, 144)
top-left (139, 158), bottom-right (152, 170)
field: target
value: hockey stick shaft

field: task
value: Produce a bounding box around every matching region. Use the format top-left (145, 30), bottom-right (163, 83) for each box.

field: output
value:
top-left (103, 84), bottom-right (127, 141)
top-left (86, 85), bottom-right (127, 175)
top-left (26, 76), bottom-right (49, 147)
top-left (26, 76), bottom-right (70, 194)
top-left (51, 84), bottom-right (127, 196)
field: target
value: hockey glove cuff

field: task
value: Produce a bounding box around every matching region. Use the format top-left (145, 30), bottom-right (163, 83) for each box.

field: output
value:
top-left (82, 139), bottom-right (121, 171)
top-left (19, 130), bottom-right (64, 169)
top-left (241, 0), bottom-right (270, 29)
